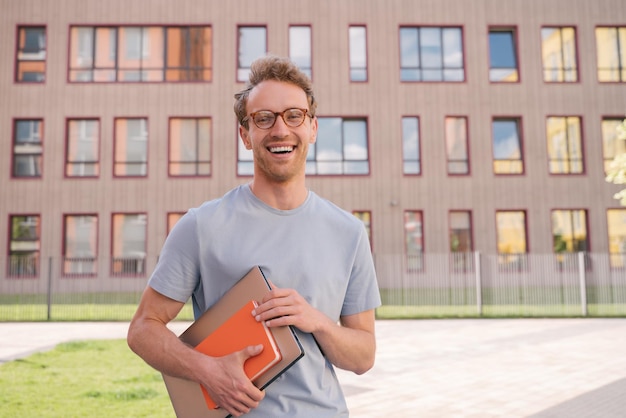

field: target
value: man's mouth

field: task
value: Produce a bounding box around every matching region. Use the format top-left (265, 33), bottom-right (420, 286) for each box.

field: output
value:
top-left (268, 146), bottom-right (294, 154)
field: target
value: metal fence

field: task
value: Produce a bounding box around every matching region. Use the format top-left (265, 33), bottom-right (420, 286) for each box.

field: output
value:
top-left (1, 253), bottom-right (625, 321)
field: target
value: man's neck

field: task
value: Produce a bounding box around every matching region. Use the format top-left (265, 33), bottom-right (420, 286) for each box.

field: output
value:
top-left (248, 179), bottom-right (308, 210)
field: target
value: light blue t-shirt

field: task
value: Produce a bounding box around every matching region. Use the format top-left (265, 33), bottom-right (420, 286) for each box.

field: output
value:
top-left (150, 184), bottom-right (381, 417)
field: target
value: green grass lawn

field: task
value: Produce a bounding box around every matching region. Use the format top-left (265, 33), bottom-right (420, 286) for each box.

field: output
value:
top-left (0, 340), bottom-right (175, 418)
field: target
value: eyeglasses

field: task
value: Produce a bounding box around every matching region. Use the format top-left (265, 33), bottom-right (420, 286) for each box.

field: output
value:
top-left (245, 108), bottom-right (310, 129)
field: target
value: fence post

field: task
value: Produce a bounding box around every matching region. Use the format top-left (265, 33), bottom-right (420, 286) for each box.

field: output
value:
top-left (578, 252), bottom-right (587, 317)
top-left (474, 251), bottom-right (482, 316)
top-left (47, 257), bottom-right (53, 321)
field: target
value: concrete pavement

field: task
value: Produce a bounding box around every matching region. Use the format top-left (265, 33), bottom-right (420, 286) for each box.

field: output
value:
top-left (1, 318), bottom-right (626, 417)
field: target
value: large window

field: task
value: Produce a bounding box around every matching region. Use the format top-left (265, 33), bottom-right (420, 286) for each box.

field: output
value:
top-left (63, 215), bottom-right (98, 276)
top-left (552, 210), bottom-right (588, 255)
top-left (402, 116), bottom-right (421, 175)
top-left (16, 26), bottom-right (46, 82)
top-left (114, 118), bottom-right (148, 177)
top-left (541, 26), bottom-right (578, 82)
top-left (596, 27), bottom-right (626, 82)
top-left (404, 210), bottom-right (424, 271)
top-left (349, 26), bottom-right (367, 81)
top-left (169, 117), bottom-right (211, 176)
top-left (13, 119), bottom-right (43, 178)
top-left (546, 116), bottom-right (583, 174)
top-left (111, 213), bottom-right (147, 275)
top-left (607, 209), bottom-right (626, 268)
top-left (496, 211), bottom-right (527, 269)
top-left (492, 118), bottom-right (523, 174)
top-left (66, 119), bottom-right (100, 177)
top-left (399, 26), bottom-right (464, 82)
top-left (445, 116), bottom-right (469, 175)
top-left (308, 117), bottom-right (369, 175)
top-left (289, 26), bottom-right (311, 78)
top-left (488, 28), bottom-right (519, 82)
top-left (238, 26), bottom-right (267, 82)
top-left (602, 117), bottom-right (626, 174)
top-left (8, 215), bottom-right (40, 277)
top-left (69, 26), bottom-right (212, 82)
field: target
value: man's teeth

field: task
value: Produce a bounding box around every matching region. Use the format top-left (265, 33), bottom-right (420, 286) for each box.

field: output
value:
top-left (269, 146), bottom-right (293, 153)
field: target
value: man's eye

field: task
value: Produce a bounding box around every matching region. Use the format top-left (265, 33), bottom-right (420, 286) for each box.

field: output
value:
top-left (256, 115), bottom-right (273, 124)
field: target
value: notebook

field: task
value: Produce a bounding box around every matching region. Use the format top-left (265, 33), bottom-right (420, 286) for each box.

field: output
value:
top-left (162, 266), bottom-right (305, 418)
top-left (195, 299), bottom-right (282, 409)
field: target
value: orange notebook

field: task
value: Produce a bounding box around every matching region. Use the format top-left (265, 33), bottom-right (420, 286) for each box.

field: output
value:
top-left (194, 300), bottom-right (282, 410)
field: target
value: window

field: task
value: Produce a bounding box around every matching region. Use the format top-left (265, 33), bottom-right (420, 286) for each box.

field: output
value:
top-left (449, 211), bottom-right (473, 252)
top-left (66, 119), bottom-right (100, 177)
top-left (400, 26), bottom-right (464, 82)
top-left (492, 118), bottom-right (523, 174)
top-left (69, 25), bottom-right (212, 82)
top-left (541, 26), bottom-right (578, 82)
top-left (237, 128), bottom-right (254, 176)
top-left (552, 210), bottom-right (588, 254)
top-left (607, 209), bottom-right (626, 268)
top-left (596, 27), bottom-right (626, 82)
top-left (308, 117), bottom-right (369, 175)
top-left (602, 117), bottom-right (626, 174)
top-left (169, 117), bottom-right (211, 176)
top-left (404, 211), bottom-right (423, 270)
top-left (349, 26), bottom-right (367, 81)
top-left (353, 211), bottom-right (372, 248)
top-left (8, 215), bottom-right (40, 277)
top-left (16, 26), bottom-right (46, 82)
top-left (402, 116), bottom-right (420, 174)
top-left (546, 116), bottom-right (583, 174)
top-left (445, 116), bottom-right (469, 175)
top-left (63, 215), bottom-right (98, 276)
top-left (449, 210), bottom-right (473, 271)
top-left (167, 212), bottom-right (185, 234)
top-left (13, 119), bottom-right (43, 178)
top-left (488, 28), bottom-right (519, 82)
top-left (237, 26), bottom-right (267, 82)
top-left (289, 26), bottom-right (311, 78)
top-left (496, 211), bottom-right (527, 269)
top-left (111, 213), bottom-right (146, 275)
top-left (114, 118), bottom-right (148, 177)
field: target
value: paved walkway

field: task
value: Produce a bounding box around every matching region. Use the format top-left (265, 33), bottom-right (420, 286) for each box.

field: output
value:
top-left (1, 318), bottom-right (626, 417)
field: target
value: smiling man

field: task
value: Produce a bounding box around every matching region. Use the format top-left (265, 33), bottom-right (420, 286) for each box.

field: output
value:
top-left (127, 56), bottom-right (381, 417)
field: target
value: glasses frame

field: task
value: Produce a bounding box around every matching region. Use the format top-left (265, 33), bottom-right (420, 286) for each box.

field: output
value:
top-left (245, 108), bottom-right (310, 130)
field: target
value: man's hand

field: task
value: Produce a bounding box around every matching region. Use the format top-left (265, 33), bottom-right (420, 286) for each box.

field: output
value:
top-left (252, 286), bottom-right (327, 333)
top-left (200, 345), bottom-right (266, 417)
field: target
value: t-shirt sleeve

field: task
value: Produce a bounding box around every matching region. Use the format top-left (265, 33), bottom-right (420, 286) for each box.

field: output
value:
top-left (341, 223), bottom-right (381, 316)
top-left (148, 209), bottom-right (201, 303)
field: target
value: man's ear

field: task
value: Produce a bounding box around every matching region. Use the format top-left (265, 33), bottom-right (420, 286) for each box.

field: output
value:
top-left (239, 125), bottom-right (252, 150)
top-left (309, 116), bottom-right (318, 144)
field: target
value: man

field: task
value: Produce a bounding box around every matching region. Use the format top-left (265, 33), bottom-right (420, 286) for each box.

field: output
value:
top-left (127, 55), bottom-right (381, 417)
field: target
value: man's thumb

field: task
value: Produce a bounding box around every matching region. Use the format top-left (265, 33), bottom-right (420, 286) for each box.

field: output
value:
top-left (242, 344), bottom-right (264, 359)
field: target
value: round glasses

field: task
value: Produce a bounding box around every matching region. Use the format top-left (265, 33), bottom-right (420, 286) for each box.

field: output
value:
top-left (246, 108), bottom-right (309, 129)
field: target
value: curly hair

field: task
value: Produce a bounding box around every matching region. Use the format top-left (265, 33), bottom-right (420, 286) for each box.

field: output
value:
top-left (234, 55), bottom-right (317, 129)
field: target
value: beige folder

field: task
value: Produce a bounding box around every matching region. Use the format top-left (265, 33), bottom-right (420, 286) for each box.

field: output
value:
top-left (162, 266), bottom-right (305, 418)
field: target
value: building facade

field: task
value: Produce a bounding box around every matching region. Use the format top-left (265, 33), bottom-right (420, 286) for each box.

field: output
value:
top-left (2, 0), bottom-right (626, 292)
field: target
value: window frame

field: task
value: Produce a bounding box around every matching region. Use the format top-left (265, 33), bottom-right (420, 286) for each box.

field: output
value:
top-left (65, 118), bottom-right (100, 178)
top-left (541, 26), bottom-right (579, 83)
top-left (546, 116), bottom-right (584, 175)
top-left (63, 214), bottom-right (99, 277)
top-left (495, 210), bottom-right (529, 271)
top-left (404, 210), bottom-right (424, 272)
top-left (449, 210), bottom-right (474, 272)
top-left (607, 208), bottom-right (626, 269)
top-left (15, 25), bottom-right (47, 83)
top-left (12, 119), bottom-right (44, 179)
top-left (595, 26), bottom-right (626, 83)
top-left (8, 214), bottom-right (41, 278)
top-left (289, 25), bottom-right (312, 79)
top-left (237, 25), bottom-right (267, 82)
top-left (168, 117), bottom-right (212, 177)
top-left (113, 117), bottom-right (149, 177)
top-left (110, 212), bottom-right (147, 276)
top-left (492, 117), bottom-right (524, 175)
top-left (349, 25), bottom-right (368, 82)
top-left (399, 26), bottom-right (465, 82)
top-left (402, 116), bottom-right (421, 175)
top-left (488, 26), bottom-right (520, 83)
top-left (601, 116), bottom-right (626, 175)
top-left (445, 116), bottom-right (470, 175)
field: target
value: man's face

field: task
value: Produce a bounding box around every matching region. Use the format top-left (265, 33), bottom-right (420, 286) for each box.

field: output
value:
top-left (239, 80), bottom-right (317, 184)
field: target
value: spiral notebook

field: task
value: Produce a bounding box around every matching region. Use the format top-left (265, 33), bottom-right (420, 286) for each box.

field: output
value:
top-left (162, 266), bottom-right (305, 418)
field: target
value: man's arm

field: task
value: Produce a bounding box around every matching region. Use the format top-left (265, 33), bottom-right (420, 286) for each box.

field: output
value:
top-left (127, 286), bottom-right (264, 417)
top-left (253, 287), bottom-right (376, 374)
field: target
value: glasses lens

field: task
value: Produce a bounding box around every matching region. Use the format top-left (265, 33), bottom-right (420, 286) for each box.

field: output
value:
top-left (253, 111), bottom-right (276, 129)
top-left (283, 109), bottom-right (306, 127)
